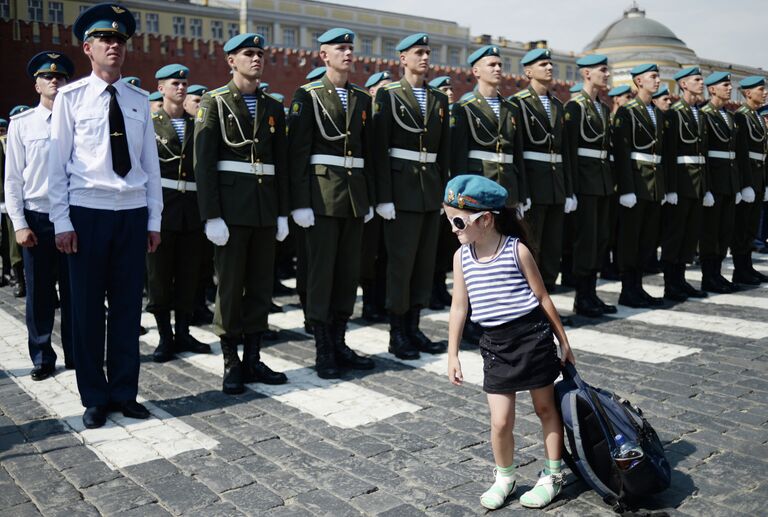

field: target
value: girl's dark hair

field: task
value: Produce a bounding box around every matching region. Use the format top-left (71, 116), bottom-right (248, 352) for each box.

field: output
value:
top-left (493, 206), bottom-right (529, 247)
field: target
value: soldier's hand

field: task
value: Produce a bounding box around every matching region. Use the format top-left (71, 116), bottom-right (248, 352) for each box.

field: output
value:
top-left (735, 192), bottom-right (742, 205)
top-left (741, 187), bottom-right (756, 203)
top-left (664, 192), bottom-right (678, 206)
top-left (55, 231), bottom-right (78, 254)
top-left (763, 187), bottom-right (768, 202)
top-left (364, 206), bottom-right (374, 223)
top-left (564, 195), bottom-right (577, 214)
top-left (703, 192), bottom-right (715, 207)
top-left (291, 208), bottom-right (315, 228)
top-left (205, 218), bottom-right (230, 246)
top-left (619, 193), bottom-right (637, 209)
top-left (522, 198), bottom-right (532, 212)
top-left (15, 228), bottom-right (38, 248)
top-left (276, 217), bottom-right (289, 242)
top-left (375, 203), bottom-right (396, 220)
top-left (147, 231), bottom-right (161, 253)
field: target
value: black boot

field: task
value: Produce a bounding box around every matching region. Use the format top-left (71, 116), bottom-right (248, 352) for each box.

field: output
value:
top-left (701, 258), bottom-right (731, 293)
top-left (406, 307), bottom-right (445, 354)
top-left (152, 312), bottom-right (175, 363)
top-left (314, 324), bottom-right (341, 379)
top-left (361, 281), bottom-right (386, 323)
top-left (678, 264), bottom-right (707, 298)
top-left (220, 337), bottom-right (245, 394)
top-left (732, 254), bottom-right (760, 285)
top-left (618, 271), bottom-right (649, 308)
top-left (12, 263), bottom-right (25, 298)
top-left (573, 276), bottom-right (602, 317)
top-left (663, 263), bottom-right (688, 302)
top-left (589, 272), bottom-right (616, 314)
top-left (428, 282), bottom-right (446, 310)
top-left (388, 313), bottom-right (419, 360)
top-left (243, 333), bottom-right (287, 384)
top-left (716, 258), bottom-right (738, 292)
top-left (747, 253), bottom-right (768, 282)
top-left (331, 318), bottom-right (374, 370)
top-left (174, 315), bottom-right (212, 354)
top-left (637, 270), bottom-right (664, 305)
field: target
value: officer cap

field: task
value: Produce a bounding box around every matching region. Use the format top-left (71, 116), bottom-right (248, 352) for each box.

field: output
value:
top-left (223, 33), bottom-right (265, 54)
top-left (569, 82), bottom-right (583, 93)
top-left (27, 51), bottom-right (74, 79)
top-left (520, 48), bottom-right (551, 67)
top-left (155, 64), bottom-right (189, 80)
top-left (122, 76), bottom-right (141, 87)
top-left (186, 84), bottom-right (208, 96)
top-left (306, 67), bottom-right (326, 81)
top-left (396, 33), bottom-right (429, 52)
top-left (630, 63), bottom-right (658, 77)
top-left (428, 76), bottom-right (451, 89)
top-left (576, 54), bottom-right (607, 68)
top-left (148, 91), bottom-right (163, 102)
top-left (259, 82), bottom-right (269, 91)
top-left (739, 76), bottom-right (765, 90)
top-left (607, 85), bottom-right (631, 97)
top-left (444, 175), bottom-right (508, 211)
top-left (652, 84), bottom-right (670, 99)
top-left (704, 71), bottom-right (730, 87)
top-left (673, 66), bottom-right (701, 82)
top-left (317, 28), bottom-right (355, 44)
top-left (73, 3), bottom-right (135, 42)
top-left (270, 92), bottom-right (285, 103)
top-left (365, 71), bottom-right (392, 88)
top-left (0, 119), bottom-right (8, 128)
top-left (467, 45), bottom-right (500, 66)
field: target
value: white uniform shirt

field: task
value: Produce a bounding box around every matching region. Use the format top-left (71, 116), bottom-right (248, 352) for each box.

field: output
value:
top-left (4, 105), bottom-right (53, 231)
top-left (48, 72), bottom-right (163, 234)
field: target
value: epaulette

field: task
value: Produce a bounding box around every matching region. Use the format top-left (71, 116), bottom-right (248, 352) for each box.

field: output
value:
top-left (10, 107), bottom-right (36, 121)
top-left (459, 92), bottom-right (477, 106)
top-left (672, 100), bottom-right (685, 111)
top-left (58, 77), bottom-right (88, 94)
top-left (625, 100), bottom-right (639, 109)
top-left (513, 90), bottom-right (531, 100)
top-left (263, 92), bottom-right (280, 102)
top-left (124, 82), bottom-right (148, 96)
top-left (384, 82), bottom-right (402, 91)
top-left (736, 105), bottom-right (750, 114)
top-left (701, 105), bottom-right (714, 114)
top-left (151, 112), bottom-right (160, 119)
top-left (301, 81), bottom-right (324, 91)
top-left (209, 86), bottom-right (229, 97)
top-left (350, 84), bottom-right (370, 96)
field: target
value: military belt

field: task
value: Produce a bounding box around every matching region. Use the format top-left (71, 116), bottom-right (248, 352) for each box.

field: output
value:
top-left (468, 150), bottom-right (514, 164)
top-left (630, 152), bottom-right (661, 164)
top-left (523, 151), bottom-right (563, 164)
top-left (707, 150), bottom-right (736, 160)
top-left (748, 151), bottom-right (766, 162)
top-left (160, 178), bottom-right (197, 192)
top-left (676, 156), bottom-right (706, 165)
top-left (576, 148), bottom-right (608, 160)
top-left (217, 160), bottom-right (276, 175)
top-left (309, 154), bottom-right (365, 169)
top-left (389, 148), bottom-right (437, 163)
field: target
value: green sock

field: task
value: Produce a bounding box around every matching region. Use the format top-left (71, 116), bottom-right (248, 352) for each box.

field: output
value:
top-left (480, 464), bottom-right (516, 510)
top-left (497, 464), bottom-right (516, 477)
top-left (544, 458), bottom-right (561, 475)
top-left (519, 459), bottom-right (563, 509)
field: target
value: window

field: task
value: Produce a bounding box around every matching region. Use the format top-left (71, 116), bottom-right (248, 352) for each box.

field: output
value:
top-left (382, 39), bottom-right (396, 57)
top-left (173, 16), bottom-right (186, 37)
top-left (0, 0), bottom-right (9, 19)
top-left (189, 18), bottom-right (202, 38)
top-left (255, 23), bottom-right (272, 43)
top-left (132, 11), bottom-right (141, 32)
top-left (211, 20), bottom-right (223, 41)
top-left (227, 22), bottom-right (238, 39)
top-left (48, 1), bottom-right (63, 23)
top-left (504, 58), bottom-right (512, 74)
top-left (566, 65), bottom-right (575, 81)
top-left (145, 13), bottom-right (159, 34)
top-left (282, 26), bottom-right (297, 47)
top-left (553, 63), bottom-right (560, 79)
top-left (28, 0), bottom-right (43, 21)
top-left (361, 37), bottom-right (373, 56)
top-left (448, 48), bottom-right (460, 66)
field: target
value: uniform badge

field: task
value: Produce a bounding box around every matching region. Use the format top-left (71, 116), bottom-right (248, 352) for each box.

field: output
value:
top-left (291, 101), bottom-right (302, 116)
top-left (439, 107), bottom-right (444, 121)
top-left (268, 115), bottom-right (276, 133)
top-left (564, 112), bottom-right (571, 121)
top-left (112, 21), bottom-right (119, 29)
top-left (362, 110), bottom-right (367, 125)
top-left (373, 101), bottom-right (382, 115)
top-left (457, 193), bottom-right (465, 209)
top-left (112, 6), bottom-right (125, 13)
top-left (196, 107), bottom-right (207, 123)
top-left (50, 63), bottom-right (57, 72)
top-left (447, 189), bottom-right (455, 202)
top-left (47, 53), bottom-right (59, 59)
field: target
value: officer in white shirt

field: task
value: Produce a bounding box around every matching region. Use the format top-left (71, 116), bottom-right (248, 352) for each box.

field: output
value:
top-left (47, 3), bottom-right (162, 429)
top-left (4, 51), bottom-right (75, 382)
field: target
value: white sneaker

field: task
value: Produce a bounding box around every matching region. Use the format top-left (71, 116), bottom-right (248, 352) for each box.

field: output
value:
top-left (519, 471), bottom-right (563, 508)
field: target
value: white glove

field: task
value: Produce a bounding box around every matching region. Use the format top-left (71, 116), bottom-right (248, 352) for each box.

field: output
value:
top-left (736, 192), bottom-right (742, 205)
top-left (276, 216), bottom-right (289, 242)
top-left (516, 205), bottom-right (525, 219)
top-left (764, 187), bottom-right (768, 202)
top-left (664, 192), bottom-right (678, 206)
top-left (702, 192), bottom-right (715, 207)
top-left (619, 193), bottom-right (637, 209)
top-left (741, 187), bottom-right (756, 203)
top-left (205, 218), bottom-right (229, 246)
top-left (523, 198), bottom-right (532, 212)
top-left (563, 196), bottom-right (576, 214)
top-left (375, 202), bottom-right (396, 220)
top-left (291, 208), bottom-right (315, 228)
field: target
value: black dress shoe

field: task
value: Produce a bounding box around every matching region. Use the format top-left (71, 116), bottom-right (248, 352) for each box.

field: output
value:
top-left (249, 361), bottom-right (288, 385)
top-left (83, 406), bottom-right (107, 429)
top-left (111, 400), bottom-right (150, 419)
top-left (30, 364), bottom-right (55, 381)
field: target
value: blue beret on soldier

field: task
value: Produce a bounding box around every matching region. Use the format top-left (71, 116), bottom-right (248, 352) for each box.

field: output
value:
top-left (467, 45), bottom-right (501, 66)
top-left (27, 51), bottom-right (74, 79)
top-left (569, 82), bottom-right (583, 94)
top-left (73, 3), bottom-right (136, 42)
top-left (739, 76), bottom-right (766, 90)
top-left (223, 33), bottom-right (265, 54)
top-left (10, 106), bottom-right (30, 117)
top-left (521, 48), bottom-right (551, 66)
top-left (148, 91), bottom-right (162, 102)
top-left (306, 67), bottom-right (326, 81)
top-left (0, 119), bottom-right (8, 128)
top-left (365, 71), bottom-right (392, 88)
top-left (652, 84), bottom-right (669, 99)
top-left (122, 76), bottom-right (141, 87)
top-left (444, 175), bottom-right (508, 211)
top-left (704, 71), bottom-right (730, 87)
top-left (317, 28), bottom-right (355, 44)
top-left (576, 54), bottom-right (607, 68)
top-left (608, 85), bottom-right (631, 97)
top-left (428, 76), bottom-right (451, 89)
top-left (155, 64), bottom-right (189, 80)
top-left (630, 63), bottom-right (658, 77)
top-left (673, 66), bottom-right (700, 82)
top-left (396, 33), bottom-right (429, 52)
top-left (186, 84), bottom-right (208, 96)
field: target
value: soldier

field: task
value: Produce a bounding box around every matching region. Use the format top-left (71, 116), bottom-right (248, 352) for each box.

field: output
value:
top-left (652, 84), bottom-right (672, 112)
top-left (2, 106), bottom-right (30, 297)
top-left (4, 51), bottom-right (75, 381)
top-left (184, 84), bottom-right (209, 117)
top-left (609, 85), bottom-right (632, 113)
top-left (429, 75), bottom-right (454, 104)
top-left (195, 33), bottom-right (289, 394)
top-left (731, 76), bottom-right (768, 284)
top-left (287, 28), bottom-right (376, 378)
top-left (148, 91), bottom-right (163, 113)
top-left (373, 33), bottom-right (450, 359)
top-left (0, 118), bottom-right (8, 286)
top-left (660, 67), bottom-right (709, 301)
top-left (564, 54), bottom-right (616, 317)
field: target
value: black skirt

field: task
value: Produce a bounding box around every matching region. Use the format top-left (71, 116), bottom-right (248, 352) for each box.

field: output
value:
top-left (479, 306), bottom-right (560, 394)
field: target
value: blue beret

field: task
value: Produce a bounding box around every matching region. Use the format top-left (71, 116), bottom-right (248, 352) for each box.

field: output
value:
top-left (673, 66), bottom-right (701, 82)
top-left (396, 33), bottom-right (429, 52)
top-left (521, 48), bottom-right (551, 66)
top-left (223, 33), bottom-right (265, 53)
top-left (365, 71), bottom-right (392, 88)
top-left (652, 84), bottom-right (670, 99)
top-left (630, 63), bottom-right (658, 77)
top-left (758, 105), bottom-right (768, 117)
top-left (186, 84), bottom-right (208, 96)
top-left (467, 45), bottom-right (501, 66)
top-left (10, 106), bottom-right (30, 117)
top-left (317, 28), bottom-right (355, 44)
top-left (444, 175), bottom-right (508, 211)
top-left (428, 76), bottom-right (451, 89)
top-left (305, 67), bottom-right (326, 81)
top-left (148, 91), bottom-right (163, 102)
top-left (576, 54), bottom-right (607, 68)
top-left (155, 64), bottom-right (189, 80)
top-left (608, 85), bottom-right (631, 97)
top-left (704, 71), bottom-right (731, 87)
top-left (27, 51), bottom-right (75, 79)
top-left (569, 82), bottom-right (583, 94)
top-left (258, 82), bottom-right (269, 91)
top-left (740, 76), bottom-right (765, 89)
top-left (122, 76), bottom-right (141, 87)
top-left (270, 93), bottom-right (285, 103)
top-left (73, 3), bottom-right (135, 42)
top-left (0, 119), bottom-right (7, 128)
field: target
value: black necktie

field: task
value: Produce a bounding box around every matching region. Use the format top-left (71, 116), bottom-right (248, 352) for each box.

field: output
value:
top-left (106, 84), bottom-right (131, 177)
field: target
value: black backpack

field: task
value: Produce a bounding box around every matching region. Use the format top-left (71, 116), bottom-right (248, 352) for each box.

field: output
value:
top-left (555, 363), bottom-right (671, 513)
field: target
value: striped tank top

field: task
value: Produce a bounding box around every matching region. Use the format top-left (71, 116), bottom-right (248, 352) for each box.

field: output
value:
top-left (461, 236), bottom-right (539, 327)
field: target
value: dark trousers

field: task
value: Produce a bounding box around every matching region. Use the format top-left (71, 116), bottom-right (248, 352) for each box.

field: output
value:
top-left (306, 215), bottom-right (363, 324)
top-left (617, 200), bottom-right (661, 272)
top-left (214, 225), bottom-right (275, 337)
top-left (22, 210), bottom-right (72, 368)
top-left (732, 196), bottom-right (762, 256)
top-left (293, 222), bottom-right (308, 309)
top-left (661, 197), bottom-right (702, 265)
top-left (526, 203), bottom-right (564, 286)
top-left (360, 215), bottom-right (384, 283)
top-left (383, 210), bottom-right (439, 315)
top-left (700, 194), bottom-right (736, 259)
top-left (146, 228), bottom-right (204, 317)
top-left (573, 194), bottom-right (611, 276)
top-left (69, 206), bottom-right (147, 407)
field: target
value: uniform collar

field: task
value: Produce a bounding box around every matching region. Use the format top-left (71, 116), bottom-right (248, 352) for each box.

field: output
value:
top-left (88, 71), bottom-right (126, 96)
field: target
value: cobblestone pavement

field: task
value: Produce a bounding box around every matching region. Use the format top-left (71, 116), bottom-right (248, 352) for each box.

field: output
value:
top-left (1, 256), bottom-right (767, 516)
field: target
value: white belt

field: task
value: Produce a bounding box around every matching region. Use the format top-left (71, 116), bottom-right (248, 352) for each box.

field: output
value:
top-left (749, 151), bottom-right (767, 162)
top-left (523, 151), bottom-right (563, 163)
top-left (577, 148), bottom-right (608, 160)
top-left (708, 150), bottom-right (736, 160)
top-left (468, 150), bottom-right (514, 164)
top-left (161, 178), bottom-right (197, 192)
top-left (310, 154), bottom-right (364, 169)
top-left (676, 155), bottom-right (706, 165)
top-left (630, 152), bottom-right (661, 164)
top-left (389, 148), bottom-right (437, 163)
top-left (217, 160), bottom-right (275, 175)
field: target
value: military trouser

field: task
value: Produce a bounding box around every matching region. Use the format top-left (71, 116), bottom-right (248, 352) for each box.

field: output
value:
top-left (306, 215), bottom-right (363, 325)
top-left (6, 216), bottom-right (21, 267)
top-left (292, 221), bottom-right (308, 308)
top-left (525, 203), bottom-right (564, 287)
top-left (661, 197), bottom-right (702, 265)
top-left (617, 199), bottom-right (661, 272)
top-left (573, 194), bottom-right (611, 277)
top-left (360, 215), bottom-right (384, 283)
top-left (435, 217), bottom-right (458, 276)
top-left (146, 228), bottom-right (205, 317)
top-left (214, 225), bottom-right (275, 337)
top-left (383, 210), bottom-right (440, 315)
top-left (731, 194), bottom-right (763, 256)
top-left (700, 194), bottom-right (736, 260)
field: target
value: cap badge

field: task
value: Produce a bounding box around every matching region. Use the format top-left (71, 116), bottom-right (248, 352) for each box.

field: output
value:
top-left (112, 6), bottom-right (125, 13)
top-left (47, 53), bottom-right (60, 59)
top-left (50, 63), bottom-right (57, 71)
top-left (447, 189), bottom-right (455, 202)
top-left (112, 21), bottom-right (119, 29)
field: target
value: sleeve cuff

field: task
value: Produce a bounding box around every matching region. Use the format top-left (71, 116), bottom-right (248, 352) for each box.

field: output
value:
top-left (53, 219), bottom-right (75, 234)
top-left (148, 218), bottom-right (161, 233)
top-left (9, 217), bottom-right (28, 232)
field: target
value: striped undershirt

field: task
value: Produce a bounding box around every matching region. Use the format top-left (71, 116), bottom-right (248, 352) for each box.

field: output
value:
top-left (691, 105), bottom-right (699, 123)
top-left (170, 118), bottom-right (185, 142)
top-left (485, 97), bottom-right (500, 117)
top-left (336, 88), bottom-right (348, 111)
top-left (593, 102), bottom-right (603, 117)
top-left (646, 105), bottom-right (657, 127)
top-left (412, 87), bottom-right (427, 115)
top-left (242, 94), bottom-right (257, 118)
top-left (461, 236), bottom-right (539, 328)
top-left (539, 95), bottom-right (551, 119)
top-left (719, 109), bottom-right (730, 124)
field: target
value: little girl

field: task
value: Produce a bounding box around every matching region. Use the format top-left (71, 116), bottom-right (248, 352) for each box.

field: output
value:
top-left (444, 175), bottom-right (576, 510)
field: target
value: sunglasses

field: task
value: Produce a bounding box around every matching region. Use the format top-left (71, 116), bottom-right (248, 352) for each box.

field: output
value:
top-left (448, 211), bottom-right (489, 230)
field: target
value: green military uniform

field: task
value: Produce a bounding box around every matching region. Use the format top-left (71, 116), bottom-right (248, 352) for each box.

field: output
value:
top-left (0, 135), bottom-right (24, 293)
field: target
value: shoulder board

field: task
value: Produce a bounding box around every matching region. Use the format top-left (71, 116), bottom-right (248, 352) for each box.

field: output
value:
top-left (151, 112), bottom-right (161, 119)
top-left (672, 101), bottom-right (685, 111)
top-left (459, 93), bottom-right (477, 106)
top-left (383, 82), bottom-right (402, 91)
top-left (350, 84), bottom-right (370, 96)
top-left (736, 106), bottom-right (750, 114)
top-left (10, 108), bottom-right (36, 121)
top-left (263, 92), bottom-right (281, 102)
top-left (513, 90), bottom-right (531, 99)
top-left (208, 86), bottom-right (229, 97)
top-left (301, 81), bottom-right (324, 91)
top-left (625, 100), bottom-right (639, 109)
top-left (570, 92), bottom-right (585, 102)
top-left (701, 104), bottom-right (714, 113)
top-left (124, 82), bottom-right (148, 96)
top-left (59, 77), bottom-right (88, 94)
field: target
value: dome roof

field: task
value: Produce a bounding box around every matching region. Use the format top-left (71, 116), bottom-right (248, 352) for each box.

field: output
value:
top-left (584, 4), bottom-right (692, 53)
